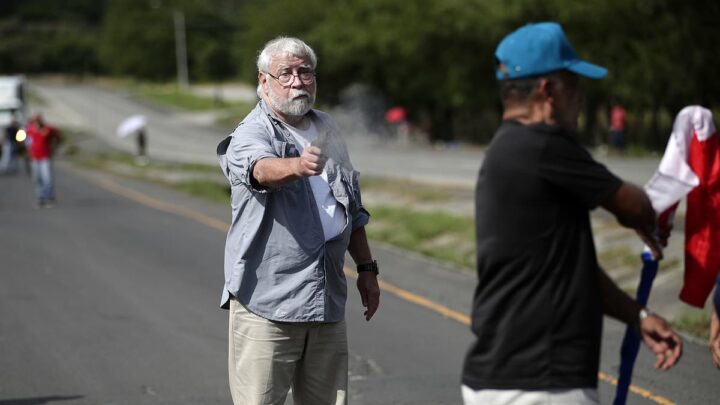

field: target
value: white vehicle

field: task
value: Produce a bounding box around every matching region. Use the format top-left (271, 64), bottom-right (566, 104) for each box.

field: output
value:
top-left (0, 75), bottom-right (27, 127)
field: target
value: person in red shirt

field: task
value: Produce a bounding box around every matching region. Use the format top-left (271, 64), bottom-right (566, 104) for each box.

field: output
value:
top-left (610, 103), bottom-right (627, 151)
top-left (25, 113), bottom-right (61, 207)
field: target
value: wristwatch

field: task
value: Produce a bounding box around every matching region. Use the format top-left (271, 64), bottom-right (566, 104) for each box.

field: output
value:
top-left (639, 308), bottom-right (651, 322)
top-left (357, 260), bottom-right (379, 275)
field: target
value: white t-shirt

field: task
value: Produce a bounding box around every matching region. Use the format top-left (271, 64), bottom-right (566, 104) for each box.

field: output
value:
top-left (285, 121), bottom-right (347, 241)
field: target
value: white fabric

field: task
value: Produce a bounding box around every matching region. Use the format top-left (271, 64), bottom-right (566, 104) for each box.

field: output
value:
top-left (461, 386), bottom-right (599, 405)
top-left (286, 121), bottom-right (346, 241)
top-left (116, 115), bottom-right (146, 138)
top-left (644, 106), bottom-right (714, 214)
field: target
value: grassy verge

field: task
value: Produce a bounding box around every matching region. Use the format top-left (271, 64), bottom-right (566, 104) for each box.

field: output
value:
top-left (214, 103), bottom-right (256, 129)
top-left (126, 82), bottom-right (254, 128)
top-left (77, 151), bottom-right (218, 174)
top-left (74, 152), bottom-right (231, 204)
top-left (61, 126), bottom-right (230, 204)
top-left (359, 175), bottom-right (468, 204)
top-left (366, 205), bottom-right (475, 269)
top-left (81, 79), bottom-right (255, 129)
top-left (168, 179), bottom-right (229, 204)
top-left (597, 246), bottom-right (681, 273)
top-left (129, 82), bottom-right (227, 111)
top-left (673, 309), bottom-right (712, 339)
top-left (27, 87), bottom-right (47, 106)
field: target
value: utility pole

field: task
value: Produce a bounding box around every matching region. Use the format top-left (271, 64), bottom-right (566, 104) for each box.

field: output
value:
top-left (173, 10), bottom-right (189, 90)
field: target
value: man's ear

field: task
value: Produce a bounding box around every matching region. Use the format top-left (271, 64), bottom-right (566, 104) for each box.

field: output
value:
top-left (258, 72), bottom-right (267, 96)
top-left (535, 78), bottom-right (552, 100)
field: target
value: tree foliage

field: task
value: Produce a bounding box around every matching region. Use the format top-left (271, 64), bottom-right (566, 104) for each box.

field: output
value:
top-left (0, 0), bottom-right (105, 74)
top-left (1, 0), bottom-right (719, 145)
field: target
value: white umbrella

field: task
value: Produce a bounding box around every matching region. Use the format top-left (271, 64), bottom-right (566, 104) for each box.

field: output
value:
top-left (116, 115), bottom-right (147, 138)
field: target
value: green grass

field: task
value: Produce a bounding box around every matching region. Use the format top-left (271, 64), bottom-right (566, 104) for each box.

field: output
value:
top-left (126, 82), bottom-right (255, 129)
top-left (27, 88), bottom-right (47, 106)
top-left (366, 204), bottom-right (475, 269)
top-left (597, 246), bottom-right (640, 269)
top-left (214, 103), bottom-right (256, 129)
top-left (72, 149), bottom-right (218, 174)
top-left (623, 143), bottom-right (661, 158)
top-left (130, 83), bottom-right (227, 111)
top-left (359, 175), bottom-right (470, 204)
top-left (170, 180), bottom-right (229, 203)
top-left (67, 144), bottom-right (231, 204)
top-left (673, 309), bottom-right (712, 339)
top-left (56, 126), bottom-right (93, 157)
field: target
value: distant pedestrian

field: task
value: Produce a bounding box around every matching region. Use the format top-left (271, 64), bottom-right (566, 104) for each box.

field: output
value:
top-left (1, 112), bottom-right (20, 174)
top-left (385, 106), bottom-right (411, 143)
top-left (26, 113), bottom-right (61, 207)
top-left (462, 22), bottom-right (682, 405)
top-left (610, 102), bottom-right (627, 151)
top-left (217, 37), bottom-right (380, 405)
top-left (135, 128), bottom-right (148, 165)
top-left (137, 128), bottom-right (147, 157)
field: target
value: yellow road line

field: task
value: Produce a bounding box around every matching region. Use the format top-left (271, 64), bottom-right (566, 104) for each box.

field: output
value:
top-left (343, 269), bottom-right (471, 325)
top-left (94, 177), bottom-right (229, 233)
top-left (598, 372), bottom-right (676, 405)
top-left (92, 174), bottom-right (675, 405)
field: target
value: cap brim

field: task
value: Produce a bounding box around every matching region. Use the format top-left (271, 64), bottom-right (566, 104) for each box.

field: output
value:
top-left (567, 60), bottom-right (608, 79)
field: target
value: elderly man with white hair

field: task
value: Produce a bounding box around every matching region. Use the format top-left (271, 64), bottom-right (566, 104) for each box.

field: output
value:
top-left (217, 36), bottom-right (380, 405)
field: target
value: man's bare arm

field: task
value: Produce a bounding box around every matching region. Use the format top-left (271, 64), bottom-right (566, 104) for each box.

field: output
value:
top-left (599, 267), bottom-right (642, 324)
top-left (599, 269), bottom-right (682, 370)
top-left (252, 146), bottom-right (325, 187)
top-left (347, 226), bottom-right (380, 321)
top-left (601, 182), bottom-right (662, 259)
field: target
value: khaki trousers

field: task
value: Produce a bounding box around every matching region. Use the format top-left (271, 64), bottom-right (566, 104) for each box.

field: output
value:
top-left (229, 299), bottom-right (348, 405)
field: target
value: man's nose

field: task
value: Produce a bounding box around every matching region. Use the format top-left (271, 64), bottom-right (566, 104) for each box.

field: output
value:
top-left (289, 74), bottom-right (305, 88)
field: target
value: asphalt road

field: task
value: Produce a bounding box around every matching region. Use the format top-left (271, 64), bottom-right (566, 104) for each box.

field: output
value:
top-left (2, 162), bottom-right (719, 405)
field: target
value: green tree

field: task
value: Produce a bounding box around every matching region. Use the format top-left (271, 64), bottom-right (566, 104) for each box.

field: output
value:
top-left (0, 0), bottom-right (105, 75)
top-left (99, 0), bottom-right (176, 80)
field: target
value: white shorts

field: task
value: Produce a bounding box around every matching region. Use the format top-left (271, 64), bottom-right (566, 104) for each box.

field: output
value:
top-left (461, 385), bottom-right (599, 405)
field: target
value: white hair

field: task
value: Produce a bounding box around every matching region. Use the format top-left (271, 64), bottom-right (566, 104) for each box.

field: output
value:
top-left (256, 37), bottom-right (318, 98)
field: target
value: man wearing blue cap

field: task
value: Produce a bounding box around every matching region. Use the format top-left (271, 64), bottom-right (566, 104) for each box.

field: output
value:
top-left (462, 22), bottom-right (682, 404)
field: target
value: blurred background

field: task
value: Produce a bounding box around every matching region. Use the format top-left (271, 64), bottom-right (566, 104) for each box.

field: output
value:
top-left (2, 0), bottom-right (719, 149)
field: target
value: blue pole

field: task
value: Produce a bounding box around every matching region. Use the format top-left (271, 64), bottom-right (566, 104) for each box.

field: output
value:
top-left (613, 251), bottom-right (658, 405)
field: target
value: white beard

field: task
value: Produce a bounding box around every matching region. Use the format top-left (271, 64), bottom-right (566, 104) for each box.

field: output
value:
top-left (265, 84), bottom-right (316, 117)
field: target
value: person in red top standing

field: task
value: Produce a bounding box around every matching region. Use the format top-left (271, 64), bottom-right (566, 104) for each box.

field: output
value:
top-left (25, 113), bottom-right (61, 207)
top-left (610, 102), bottom-right (627, 151)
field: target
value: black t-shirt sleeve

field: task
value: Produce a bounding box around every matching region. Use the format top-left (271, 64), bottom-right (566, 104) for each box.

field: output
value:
top-left (538, 135), bottom-right (622, 209)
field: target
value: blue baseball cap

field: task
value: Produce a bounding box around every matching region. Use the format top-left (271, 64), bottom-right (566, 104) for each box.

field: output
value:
top-left (495, 22), bottom-right (607, 80)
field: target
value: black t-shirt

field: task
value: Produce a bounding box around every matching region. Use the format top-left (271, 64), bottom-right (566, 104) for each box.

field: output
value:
top-left (462, 120), bottom-right (622, 390)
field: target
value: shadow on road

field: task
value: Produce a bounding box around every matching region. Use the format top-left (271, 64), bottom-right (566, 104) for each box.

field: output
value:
top-left (0, 395), bottom-right (84, 405)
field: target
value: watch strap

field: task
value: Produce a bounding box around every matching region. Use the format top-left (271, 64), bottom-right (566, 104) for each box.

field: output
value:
top-left (357, 260), bottom-right (379, 275)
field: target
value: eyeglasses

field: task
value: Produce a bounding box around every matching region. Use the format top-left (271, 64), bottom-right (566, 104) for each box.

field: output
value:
top-left (265, 69), bottom-right (316, 86)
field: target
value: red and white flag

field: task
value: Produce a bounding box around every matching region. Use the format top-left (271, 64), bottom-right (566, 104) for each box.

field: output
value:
top-left (644, 106), bottom-right (720, 308)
